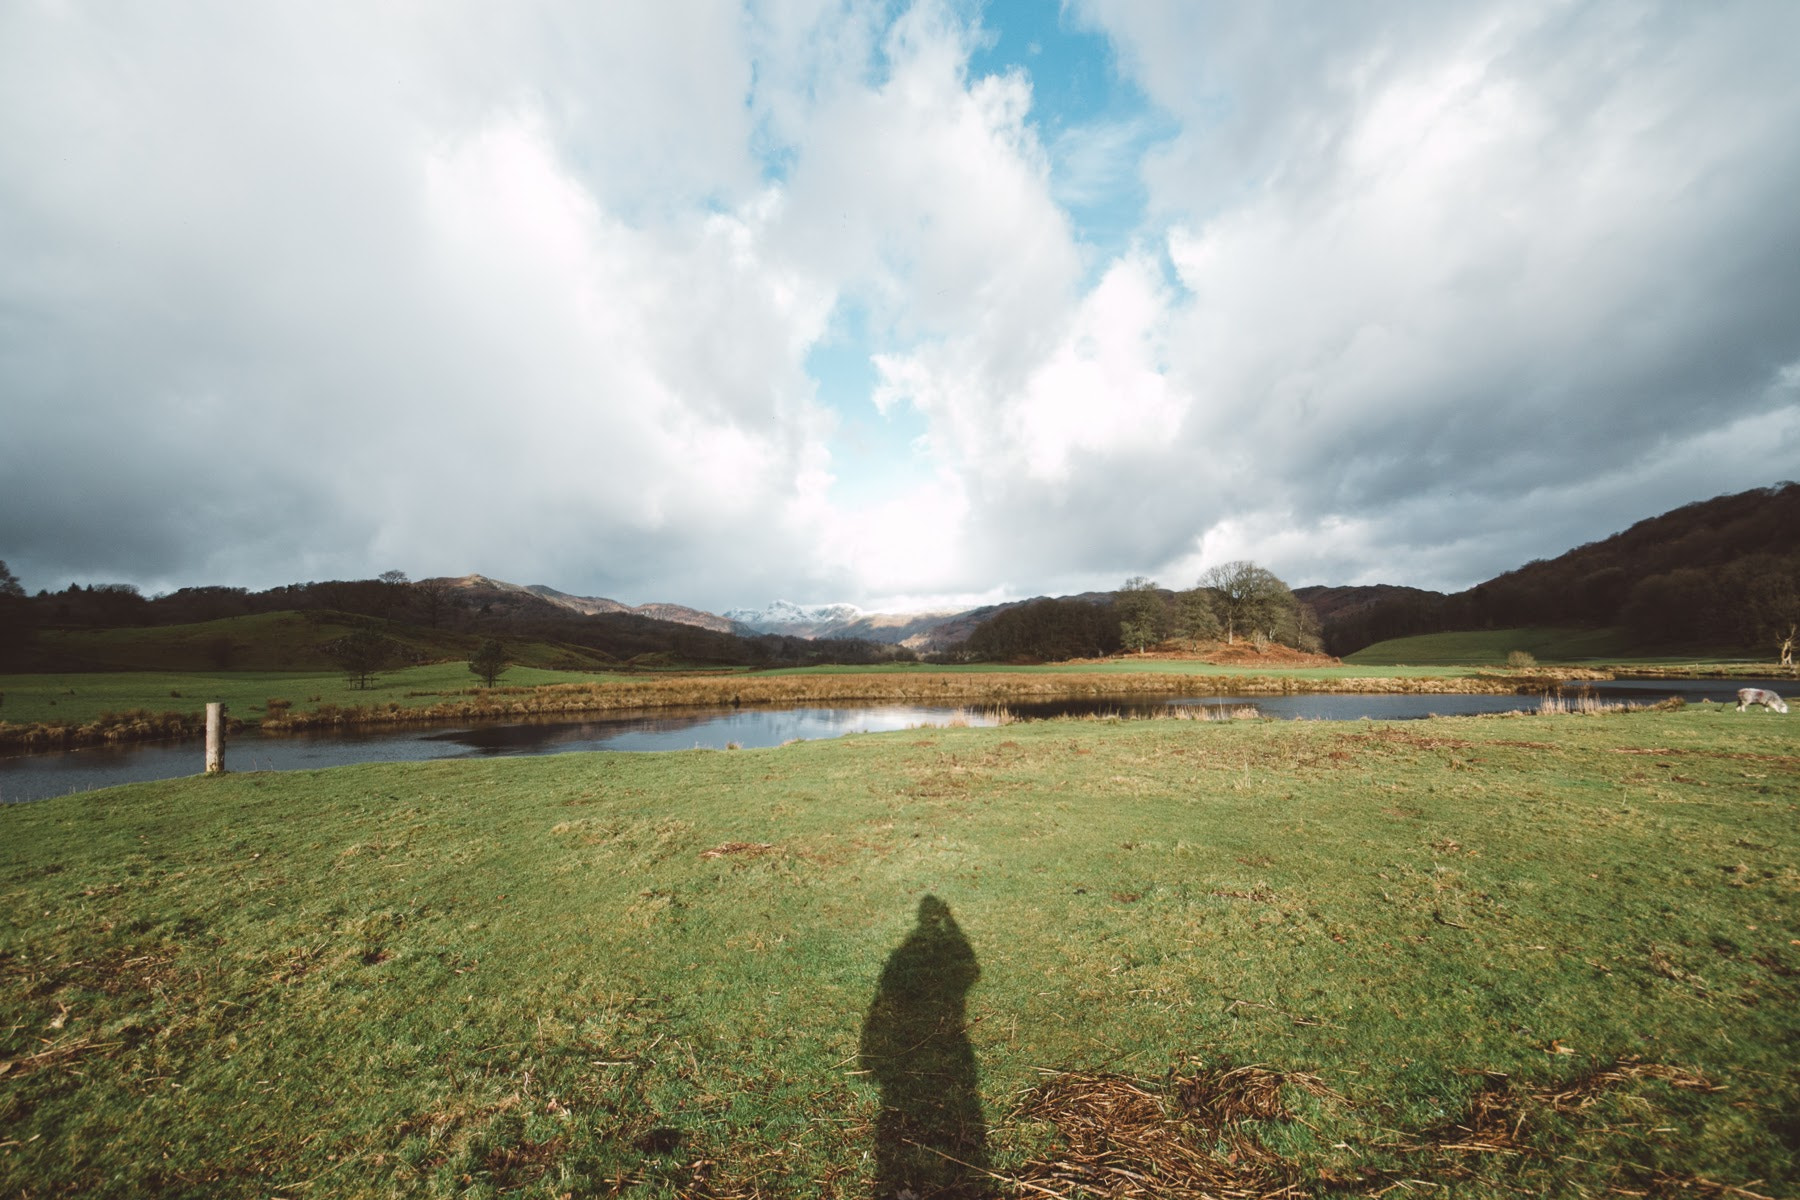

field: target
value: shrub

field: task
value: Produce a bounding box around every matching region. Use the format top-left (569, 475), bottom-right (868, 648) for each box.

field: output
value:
top-left (1507, 650), bottom-right (1538, 668)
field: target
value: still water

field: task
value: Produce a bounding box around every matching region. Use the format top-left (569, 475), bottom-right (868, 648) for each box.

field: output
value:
top-left (2, 678), bottom-right (1785, 805)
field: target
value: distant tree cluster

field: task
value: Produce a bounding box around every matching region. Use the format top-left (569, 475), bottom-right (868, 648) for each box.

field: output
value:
top-left (964, 597), bottom-right (1122, 662)
top-left (1195, 561), bottom-right (1317, 648)
top-left (0, 560), bottom-right (30, 668)
top-left (958, 560), bottom-right (1319, 663)
top-left (1619, 554), bottom-right (1800, 653)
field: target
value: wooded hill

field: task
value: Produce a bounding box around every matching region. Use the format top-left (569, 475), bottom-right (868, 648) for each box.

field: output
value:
top-left (0, 572), bottom-right (915, 673)
top-left (1301, 482), bottom-right (1800, 656)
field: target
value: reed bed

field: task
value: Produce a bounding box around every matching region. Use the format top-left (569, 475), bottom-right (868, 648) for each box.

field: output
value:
top-left (1537, 692), bottom-right (1687, 716)
top-left (1612, 663), bottom-right (1797, 680)
top-left (0, 707), bottom-right (244, 752)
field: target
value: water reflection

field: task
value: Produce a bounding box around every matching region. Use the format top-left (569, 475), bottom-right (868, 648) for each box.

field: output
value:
top-left (861, 896), bottom-right (989, 1199)
top-left (418, 705), bottom-right (984, 755)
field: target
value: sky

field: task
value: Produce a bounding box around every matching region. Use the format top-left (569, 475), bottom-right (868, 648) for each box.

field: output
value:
top-left (3, 0), bottom-right (1798, 615)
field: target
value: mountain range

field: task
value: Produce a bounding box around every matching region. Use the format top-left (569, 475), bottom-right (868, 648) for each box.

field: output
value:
top-left (431, 482), bottom-right (1799, 656)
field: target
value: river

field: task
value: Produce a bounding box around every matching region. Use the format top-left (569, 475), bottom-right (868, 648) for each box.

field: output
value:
top-left (1, 677), bottom-right (1786, 805)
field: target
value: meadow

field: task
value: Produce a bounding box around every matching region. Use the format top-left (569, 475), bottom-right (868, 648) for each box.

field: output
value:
top-left (1344, 627), bottom-right (1779, 670)
top-left (2, 705), bottom-right (1795, 1198)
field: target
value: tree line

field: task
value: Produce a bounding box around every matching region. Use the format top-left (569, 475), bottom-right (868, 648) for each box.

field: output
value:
top-left (958, 561), bottom-right (1320, 663)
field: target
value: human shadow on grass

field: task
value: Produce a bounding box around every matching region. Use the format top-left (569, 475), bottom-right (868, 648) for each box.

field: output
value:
top-left (859, 895), bottom-right (990, 1199)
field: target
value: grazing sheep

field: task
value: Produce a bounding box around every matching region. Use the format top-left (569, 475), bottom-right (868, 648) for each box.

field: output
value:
top-left (1736, 687), bottom-right (1789, 713)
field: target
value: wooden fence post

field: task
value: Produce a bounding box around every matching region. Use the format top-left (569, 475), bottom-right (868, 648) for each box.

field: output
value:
top-left (205, 702), bottom-right (225, 775)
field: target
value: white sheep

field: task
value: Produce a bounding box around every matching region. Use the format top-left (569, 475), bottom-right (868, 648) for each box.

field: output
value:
top-left (1736, 687), bottom-right (1789, 713)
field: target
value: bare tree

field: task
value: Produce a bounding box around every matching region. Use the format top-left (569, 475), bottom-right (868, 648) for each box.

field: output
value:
top-left (415, 578), bottom-right (453, 629)
top-left (1198, 561), bottom-right (1284, 644)
top-left (469, 639), bottom-right (510, 687)
top-left (329, 628), bottom-right (395, 689)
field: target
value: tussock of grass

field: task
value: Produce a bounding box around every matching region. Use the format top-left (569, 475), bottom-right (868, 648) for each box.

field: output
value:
top-left (0, 706), bottom-right (240, 752)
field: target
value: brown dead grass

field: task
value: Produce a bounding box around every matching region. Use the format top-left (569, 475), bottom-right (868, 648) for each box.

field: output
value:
top-left (1143, 641), bottom-right (1341, 667)
top-left (1001, 1062), bottom-right (1338, 1200)
top-left (988, 1057), bottom-right (1750, 1200)
top-left (0, 708), bottom-right (243, 752)
top-left (698, 841), bottom-right (777, 860)
top-left (1378, 1059), bottom-right (1732, 1191)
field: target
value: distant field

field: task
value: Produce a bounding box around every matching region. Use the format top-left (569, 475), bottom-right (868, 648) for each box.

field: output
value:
top-left (1344, 626), bottom-right (1741, 666)
top-left (2, 709), bottom-right (1794, 1197)
top-left (0, 663), bottom-right (634, 730)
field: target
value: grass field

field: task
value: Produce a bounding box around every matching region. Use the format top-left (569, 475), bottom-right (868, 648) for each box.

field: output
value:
top-left (1345, 627), bottom-right (1767, 668)
top-left (0, 664), bottom-right (638, 730)
top-left (3, 707), bottom-right (1795, 1197)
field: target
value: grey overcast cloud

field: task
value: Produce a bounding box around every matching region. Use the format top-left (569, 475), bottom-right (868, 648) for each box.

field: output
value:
top-left (2, 0), bottom-right (1798, 614)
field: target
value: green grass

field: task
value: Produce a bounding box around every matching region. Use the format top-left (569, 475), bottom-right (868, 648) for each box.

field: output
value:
top-left (0, 663), bottom-right (637, 729)
top-left (3, 708), bottom-right (1795, 1197)
top-left (1346, 626), bottom-right (1713, 666)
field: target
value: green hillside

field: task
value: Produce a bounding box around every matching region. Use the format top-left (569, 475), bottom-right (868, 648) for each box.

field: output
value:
top-left (1348, 626), bottom-right (1660, 666)
top-left (32, 611), bottom-right (617, 673)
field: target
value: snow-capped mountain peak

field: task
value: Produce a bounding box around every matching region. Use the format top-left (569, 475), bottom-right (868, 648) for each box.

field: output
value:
top-left (724, 600), bottom-right (865, 631)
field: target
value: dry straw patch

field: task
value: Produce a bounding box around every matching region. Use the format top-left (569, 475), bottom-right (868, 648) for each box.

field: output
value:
top-left (1000, 1062), bottom-right (1339, 1199)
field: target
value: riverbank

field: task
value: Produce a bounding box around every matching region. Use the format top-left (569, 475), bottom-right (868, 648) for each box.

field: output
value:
top-left (257, 668), bottom-right (1587, 732)
top-left (2, 709), bottom-right (1794, 1196)
top-left (0, 664), bottom-right (1605, 753)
